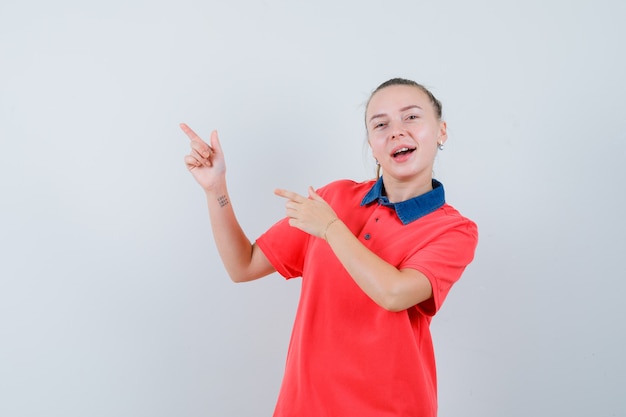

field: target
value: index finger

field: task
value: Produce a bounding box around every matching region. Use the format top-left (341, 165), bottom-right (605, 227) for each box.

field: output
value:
top-left (274, 188), bottom-right (306, 202)
top-left (179, 123), bottom-right (205, 143)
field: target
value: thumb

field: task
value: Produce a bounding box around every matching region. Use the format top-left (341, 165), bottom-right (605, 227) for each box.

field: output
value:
top-left (308, 186), bottom-right (322, 201)
top-left (209, 130), bottom-right (223, 155)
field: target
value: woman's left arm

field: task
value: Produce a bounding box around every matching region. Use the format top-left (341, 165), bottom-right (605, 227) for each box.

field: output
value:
top-left (275, 187), bottom-right (432, 312)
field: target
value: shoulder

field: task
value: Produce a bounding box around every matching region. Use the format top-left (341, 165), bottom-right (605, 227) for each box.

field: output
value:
top-left (440, 203), bottom-right (476, 224)
top-left (316, 179), bottom-right (376, 208)
top-left (317, 178), bottom-right (376, 196)
top-left (430, 203), bottom-right (478, 240)
top-left (310, 179), bottom-right (374, 214)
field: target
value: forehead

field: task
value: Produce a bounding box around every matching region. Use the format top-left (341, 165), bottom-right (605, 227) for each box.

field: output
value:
top-left (366, 85), bottom-right (431, 115)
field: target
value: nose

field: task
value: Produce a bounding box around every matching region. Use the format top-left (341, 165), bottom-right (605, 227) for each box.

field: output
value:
top-left (388, 121), bottom-right (405, 140)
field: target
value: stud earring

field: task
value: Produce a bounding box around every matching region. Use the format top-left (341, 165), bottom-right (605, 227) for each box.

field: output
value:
top-left (438, 142), bottom-right (445, 151)
top-left (375, 158), bottom-right (380, 165)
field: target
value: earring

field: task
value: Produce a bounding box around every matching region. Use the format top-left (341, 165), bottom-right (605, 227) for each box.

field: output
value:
top-left (438, 142), bottom-right (445, 151)
top-left (375, 158), bottom-right (380, 165)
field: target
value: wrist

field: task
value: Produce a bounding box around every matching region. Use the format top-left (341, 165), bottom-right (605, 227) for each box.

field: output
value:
top-left (323, 218), bottom-right (339, 241)
top-left (203, 177), bottom-right (228, 197)
top-left (204, 183), bottom-right (229, 206)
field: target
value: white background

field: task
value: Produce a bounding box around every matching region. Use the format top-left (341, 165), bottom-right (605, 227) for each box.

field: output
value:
top-left (1, 0), bottom-right (625, 416)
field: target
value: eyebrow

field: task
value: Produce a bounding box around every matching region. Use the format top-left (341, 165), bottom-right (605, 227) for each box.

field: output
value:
top-left (368, 105), bottom-right (424, 123)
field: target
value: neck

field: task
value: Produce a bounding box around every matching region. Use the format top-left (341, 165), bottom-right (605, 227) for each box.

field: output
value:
top-left (381, 176), bottom-right (433, 203)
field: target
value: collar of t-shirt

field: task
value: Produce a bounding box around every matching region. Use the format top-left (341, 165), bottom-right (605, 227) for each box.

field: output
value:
top-left (360, 177), bottom-right (446, 225)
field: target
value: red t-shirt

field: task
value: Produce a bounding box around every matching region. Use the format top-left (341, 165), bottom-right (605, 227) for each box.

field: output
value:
top-left (256, 179), bottom-right (478, 417)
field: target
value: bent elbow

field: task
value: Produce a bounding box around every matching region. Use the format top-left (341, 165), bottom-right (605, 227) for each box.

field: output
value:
top-left (379, 299), bottom-right (408, 313)
top-left (227, 268), bottom-right (264, 283)
top-left (229, 273), bottom-right (249, 283)
top-left (375, 293), bottom-right (406, 312)
top-left (377, 288), bottom-right (432, 313)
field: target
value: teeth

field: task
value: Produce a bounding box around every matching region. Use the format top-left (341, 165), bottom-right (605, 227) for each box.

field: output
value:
top-left (394, 147), bottom-right (410, 155)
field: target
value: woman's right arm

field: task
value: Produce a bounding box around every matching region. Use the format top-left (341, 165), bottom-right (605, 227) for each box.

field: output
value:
top-left (181, 123), bottom-right (275, 282)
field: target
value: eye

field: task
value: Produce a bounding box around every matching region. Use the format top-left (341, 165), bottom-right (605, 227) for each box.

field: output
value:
top-left (407, 114), bottom-right (419, 120)
top-left (372, 121), bottom-right (387, 129)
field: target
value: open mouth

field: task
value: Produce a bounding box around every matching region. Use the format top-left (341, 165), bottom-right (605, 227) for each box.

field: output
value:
top-left (392, 147), bottom-right (416, 159)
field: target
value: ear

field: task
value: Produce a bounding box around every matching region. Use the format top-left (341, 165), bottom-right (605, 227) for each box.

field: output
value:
top-left (438, 120), bottom-right (448, 145)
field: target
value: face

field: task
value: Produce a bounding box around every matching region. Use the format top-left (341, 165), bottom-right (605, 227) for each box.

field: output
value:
top-left (366, 85), bottom-right (447, 186)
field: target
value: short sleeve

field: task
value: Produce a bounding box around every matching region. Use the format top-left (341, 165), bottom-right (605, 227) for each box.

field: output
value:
top-left (404, 215), bottom-right (478, 316)
top-left (256, 217), bottom-right (311, 279)
top-left (255, 180), bottom-right (360, 279)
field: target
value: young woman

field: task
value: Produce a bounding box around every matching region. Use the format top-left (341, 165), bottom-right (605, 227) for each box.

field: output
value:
top-left (182, 78), bottom-right (478, 417)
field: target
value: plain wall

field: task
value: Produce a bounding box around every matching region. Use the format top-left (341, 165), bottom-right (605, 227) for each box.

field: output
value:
top-left (1, 0), bottom-right (625, 416)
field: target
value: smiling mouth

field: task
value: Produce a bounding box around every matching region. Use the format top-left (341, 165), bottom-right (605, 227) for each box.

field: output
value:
top-left (392, 147), bottom-right (416, 158)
